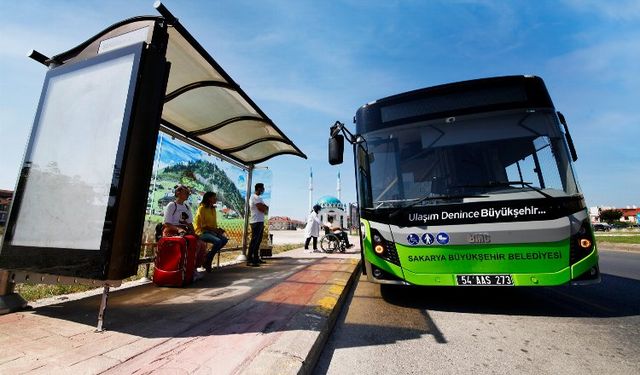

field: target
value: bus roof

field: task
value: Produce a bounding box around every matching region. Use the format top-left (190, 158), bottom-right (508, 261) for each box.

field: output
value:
top-left (356, 75), bottom-right (556, 129)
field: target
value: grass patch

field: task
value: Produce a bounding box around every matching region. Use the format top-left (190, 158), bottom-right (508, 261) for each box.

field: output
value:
top-left (15, 284), bottom-right (95, 302)
top-left (14, 264), bottom-right (153, 302)
top-left (13, 243), bottom-right (304, 302)
top-left (595, 235), bottom-right (640, 244)
top-left (273, 243), bottom-right (305, 253)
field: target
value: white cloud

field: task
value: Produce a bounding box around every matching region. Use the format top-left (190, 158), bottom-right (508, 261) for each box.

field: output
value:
top-left (547, 36), bottom-right (640, 87)
top-left (255, 86), bottom-right (356, 118)
top-left (563, 0), bottom-right (640, 21)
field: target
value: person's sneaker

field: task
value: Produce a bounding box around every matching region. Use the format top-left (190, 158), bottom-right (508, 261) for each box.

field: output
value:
top-left (193, 271), bottom-right (205, 281)
top-left (247, 262), bottom-right (260, 267)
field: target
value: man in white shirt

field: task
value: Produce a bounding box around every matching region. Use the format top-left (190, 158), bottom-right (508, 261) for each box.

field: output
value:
top-left (162, 184), bottom-right (204, 281)
top-left (163, 184), bottom-right (194, 236)
top-left (247, 183), bottom-right (269, 266)
top-left (324, 216), bottom-right (353, 249)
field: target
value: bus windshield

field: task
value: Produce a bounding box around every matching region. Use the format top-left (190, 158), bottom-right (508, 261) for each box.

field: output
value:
top-left (361, 110), bottom-right (580, 209)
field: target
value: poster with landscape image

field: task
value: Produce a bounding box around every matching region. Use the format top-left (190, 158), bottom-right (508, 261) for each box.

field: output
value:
top-left (143, 133), bottom-right (272, 248)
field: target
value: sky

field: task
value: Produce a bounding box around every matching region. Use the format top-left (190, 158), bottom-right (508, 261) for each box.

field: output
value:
top-left (1, 0), bottom-right (639, 220)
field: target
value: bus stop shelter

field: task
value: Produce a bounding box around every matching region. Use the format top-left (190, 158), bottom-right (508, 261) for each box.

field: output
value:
top-left (0, 2), bottom-right (306, 317)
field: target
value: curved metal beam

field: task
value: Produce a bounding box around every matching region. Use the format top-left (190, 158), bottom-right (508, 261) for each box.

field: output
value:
top-left (189, 115), bottom-right (270, 136)
top-left (237, 150), bottom-right (309, 165)
top-left (219, 136), bottom-right (290, 153)
top-left (50, 16), bottom-right (160, 64)
top-left (164, 80), bottom-right (237, 102)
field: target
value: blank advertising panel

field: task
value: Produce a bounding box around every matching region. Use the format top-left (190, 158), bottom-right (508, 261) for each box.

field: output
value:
top-left (12, 52), bottom-right (137, 250)
top-left (0, 43), bottom-right (147, 279)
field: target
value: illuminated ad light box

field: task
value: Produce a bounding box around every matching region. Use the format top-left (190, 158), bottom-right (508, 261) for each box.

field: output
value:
top-left (0, 38), bottom-right (168, 279)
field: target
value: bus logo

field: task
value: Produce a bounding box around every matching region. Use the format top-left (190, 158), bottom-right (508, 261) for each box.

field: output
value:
top-left (436, 232), bottom-right (450, 245)
top-left (422, 233), bottom-right (435, 245)
top-left (407, 233), bottom-right (420, 246)
top-left (468, 233), bottom-right (491, 243)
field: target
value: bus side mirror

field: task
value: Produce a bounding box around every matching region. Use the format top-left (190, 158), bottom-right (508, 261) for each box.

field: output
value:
top-left (329, 135), bottom-right (344, 165)
top-left (557, 111), bottom-right (578, 162)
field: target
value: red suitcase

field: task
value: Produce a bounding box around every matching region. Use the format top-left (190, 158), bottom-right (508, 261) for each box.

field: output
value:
top-left (154, 235), bottom-right (199, 287)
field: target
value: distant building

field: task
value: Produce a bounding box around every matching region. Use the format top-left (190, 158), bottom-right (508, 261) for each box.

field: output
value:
top-left (316, 195), bottom-right (347, 230)
top-left (590, 205), bottom-right (639, 224)
top-left (620, 207), bottom-right (640, 224)
top-left (221, 207), bottom-right (240, 219)
top-left (269, 216), bottom-right (304, 230)
top-left (0, 189), bottom-right (13, 226)
top-left (306, 169), bottom-right (357, 231)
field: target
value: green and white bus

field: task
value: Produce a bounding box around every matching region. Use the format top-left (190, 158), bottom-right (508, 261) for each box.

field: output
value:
top-left (329, 76), bottom-right (599, 286)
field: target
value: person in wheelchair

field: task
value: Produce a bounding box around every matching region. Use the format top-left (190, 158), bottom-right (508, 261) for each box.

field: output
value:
top-left (323, 216), bottom-right (354, 249)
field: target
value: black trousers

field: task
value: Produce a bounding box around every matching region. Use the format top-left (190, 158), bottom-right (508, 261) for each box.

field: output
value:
top-left (336, 231), bottom-right (350, 246)
top-left (304, 236), bottom-right (317, 250)
top-left (248, 222), bottom-right (264, 263)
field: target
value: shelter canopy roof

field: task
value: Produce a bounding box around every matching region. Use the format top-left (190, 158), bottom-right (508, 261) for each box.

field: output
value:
top-left (46, 9), bottom-right (306, 167)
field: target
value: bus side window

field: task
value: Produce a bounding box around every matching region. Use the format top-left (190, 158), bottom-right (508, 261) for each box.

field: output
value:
top-left (505, 136), bottom-right (562, 189)
top-left (505, 138), bottom-right (537, 185)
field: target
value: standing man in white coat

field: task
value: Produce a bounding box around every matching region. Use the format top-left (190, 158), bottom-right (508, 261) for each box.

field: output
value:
top-left (304, 204), bottom-right (322, 252)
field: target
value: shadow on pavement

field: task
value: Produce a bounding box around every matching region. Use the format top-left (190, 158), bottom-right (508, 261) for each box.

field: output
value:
top-left (313, 272), bottom-right (640, 374)
top-left (380, 273), bottom-right (640, 318)
top-left (29, 257), bottom-right (350, 338)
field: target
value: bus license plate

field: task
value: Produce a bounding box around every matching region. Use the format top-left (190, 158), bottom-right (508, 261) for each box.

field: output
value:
top-left (456, 274), bottom-right (513, 286)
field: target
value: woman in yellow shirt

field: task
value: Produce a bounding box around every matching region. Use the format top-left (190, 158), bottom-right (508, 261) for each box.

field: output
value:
top-left (194, 192), bottom-right (229, 272)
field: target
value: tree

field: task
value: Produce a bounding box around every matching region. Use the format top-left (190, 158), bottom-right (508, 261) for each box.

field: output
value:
top-left (599, 209), bottom-right (623, 223)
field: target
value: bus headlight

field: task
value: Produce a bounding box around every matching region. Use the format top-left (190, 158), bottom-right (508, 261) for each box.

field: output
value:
top-left (374, 244), bottom-right (385, 254)
top-left (370, 228), bottom-right (400, 266)
top-left (570, 219), bottom-right (595, 265)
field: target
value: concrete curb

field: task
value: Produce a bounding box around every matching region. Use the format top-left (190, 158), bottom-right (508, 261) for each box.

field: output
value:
top-left (598, 242), bottom-right (640, 252)
top-left (244, 258), bottom-right (361, 374)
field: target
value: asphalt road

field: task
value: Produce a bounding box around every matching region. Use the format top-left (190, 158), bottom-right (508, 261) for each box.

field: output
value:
top-left (314, 249), bottom-right (640, 375)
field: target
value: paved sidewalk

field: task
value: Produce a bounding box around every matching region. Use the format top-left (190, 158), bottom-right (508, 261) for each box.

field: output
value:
top-left (0, 247), bottom-right (361, 374)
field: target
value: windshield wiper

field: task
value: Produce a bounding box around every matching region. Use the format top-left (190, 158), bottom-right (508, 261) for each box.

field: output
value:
top-left (457, 181), bottom-right (554, 199)
top-left (373, 199), bottom-right (408, 209)
top-left (389, 193), bottom-right (488, 220)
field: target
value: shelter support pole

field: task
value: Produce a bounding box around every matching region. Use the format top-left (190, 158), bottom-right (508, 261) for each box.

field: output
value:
top-left (95, 284), bottom-right (110, 332)
top-left (0, 270), bottom-right (28, 315)
top-left (238, 165), bottom-right (254, 262)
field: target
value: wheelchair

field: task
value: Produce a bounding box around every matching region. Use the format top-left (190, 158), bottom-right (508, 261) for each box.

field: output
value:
top-left (320, 228), bottom-right (347, 253)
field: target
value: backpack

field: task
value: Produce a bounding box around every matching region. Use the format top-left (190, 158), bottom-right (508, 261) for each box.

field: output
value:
top-left (155, 223), bottom-right (164, 241)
